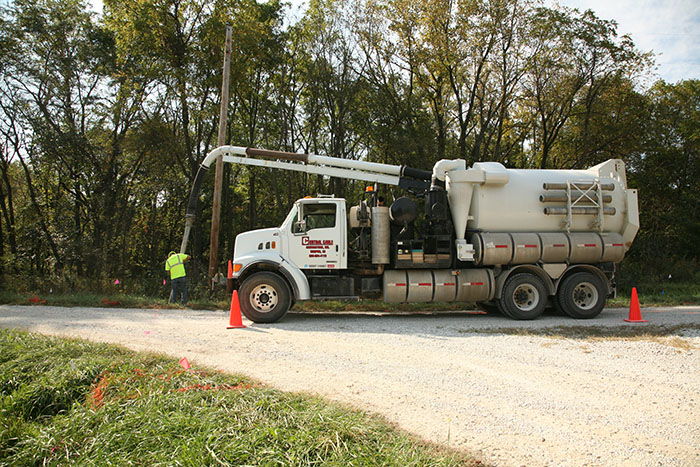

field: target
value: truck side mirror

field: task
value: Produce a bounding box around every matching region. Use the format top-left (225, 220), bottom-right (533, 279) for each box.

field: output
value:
top-left (294, 219), bottom-right (307, 233)
top-left (294, 205), bottom-right (306, 233)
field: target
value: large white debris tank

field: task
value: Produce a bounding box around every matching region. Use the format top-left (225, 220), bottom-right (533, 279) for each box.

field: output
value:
top-left (445, 159), bottom-right (639, 252)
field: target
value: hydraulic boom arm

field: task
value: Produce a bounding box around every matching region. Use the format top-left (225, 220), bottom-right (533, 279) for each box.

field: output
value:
top-left (180, 145), bottom-right (431, 253)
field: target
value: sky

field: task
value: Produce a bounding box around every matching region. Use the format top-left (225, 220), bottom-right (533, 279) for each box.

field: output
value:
top-left (86, 0), bottom-right (698, 84)
top-left (550, 0), bottom-right (700, 83)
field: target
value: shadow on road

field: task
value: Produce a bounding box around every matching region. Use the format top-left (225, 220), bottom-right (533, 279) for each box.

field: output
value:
top-left (250, 308), bottom-right (700, 340)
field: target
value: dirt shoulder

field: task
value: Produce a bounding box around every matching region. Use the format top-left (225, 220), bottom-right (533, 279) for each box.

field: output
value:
top-left (1, 305), bottom-right (699, 466)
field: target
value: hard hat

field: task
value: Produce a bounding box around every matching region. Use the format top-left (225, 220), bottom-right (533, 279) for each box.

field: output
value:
top-left (169, 251), bottom-right (176, 257)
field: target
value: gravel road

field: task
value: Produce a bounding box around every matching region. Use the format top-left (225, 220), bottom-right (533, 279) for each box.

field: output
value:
top-left (2, 304), bottom-right (699, 466)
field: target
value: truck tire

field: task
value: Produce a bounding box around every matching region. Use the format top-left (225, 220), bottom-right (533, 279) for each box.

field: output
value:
top-left (556, 272), bottom-right (606, 319)
top-left (498, 273), bottom-right (547, 320)
top-left (495, 299), bottom-right (516, 319)
top-left (238, 272), bottom-right (292, 323)
top-left (547, 299), bottom-right (567, 316)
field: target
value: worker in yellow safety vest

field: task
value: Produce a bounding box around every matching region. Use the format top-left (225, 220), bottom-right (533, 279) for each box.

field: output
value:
top-left (165, 251), bottom-right (190, 304)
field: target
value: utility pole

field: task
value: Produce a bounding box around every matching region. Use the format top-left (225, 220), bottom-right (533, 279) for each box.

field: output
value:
top-left (208, 25), bottom-right (232, 289)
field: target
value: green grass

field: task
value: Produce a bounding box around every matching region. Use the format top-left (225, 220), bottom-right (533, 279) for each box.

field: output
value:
top-left (0, 329), bottom-right (474, 466)
top-left (0, 279), bottom-right (696, 312)
top-left (459, 323), bottom-right (700, 340)
top-left (0, 290), bottom-right (230, 311)
top-left (609, 281), bottom-right (700, 307)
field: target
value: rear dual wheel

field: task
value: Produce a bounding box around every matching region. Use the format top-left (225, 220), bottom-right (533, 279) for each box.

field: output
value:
top-left (556, 272), bottom-right (607, 319)
top-left (498, 273), bottom-right (547, 320)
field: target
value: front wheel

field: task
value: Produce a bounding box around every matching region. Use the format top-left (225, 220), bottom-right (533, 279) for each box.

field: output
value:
top-left (238, 272), bottom-right (292, 323)
top-left (498, 273), bottom-right (547, 320)
top-left (556, 272), bottom-right (607, 319)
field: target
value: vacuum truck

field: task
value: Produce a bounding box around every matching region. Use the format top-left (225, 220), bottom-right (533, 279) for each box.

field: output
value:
top-left (186, 146), bottom-right (639, 322)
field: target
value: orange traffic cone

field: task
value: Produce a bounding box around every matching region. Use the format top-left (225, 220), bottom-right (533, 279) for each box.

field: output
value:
top-left (624, 287), bottom-right (648, 323)
top-left (227, 290), bottom-right (246, 329)
top-left (227, 260), bottom-right (233, 279)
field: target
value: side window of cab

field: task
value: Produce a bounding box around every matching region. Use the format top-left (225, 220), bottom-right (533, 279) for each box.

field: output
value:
top-left (292, 203), bottom-right (336, 233)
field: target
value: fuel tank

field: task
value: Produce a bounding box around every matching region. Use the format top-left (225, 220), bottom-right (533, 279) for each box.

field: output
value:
top-left (382, 269), bottom-right (494, 303)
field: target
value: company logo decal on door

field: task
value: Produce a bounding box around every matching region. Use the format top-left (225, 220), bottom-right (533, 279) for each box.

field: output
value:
top-left (301, 237), bottom-right (333, 258)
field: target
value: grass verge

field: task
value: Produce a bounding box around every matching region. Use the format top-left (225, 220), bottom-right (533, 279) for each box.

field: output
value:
top-left (459, 324), bottom-right (700, 350)
top-left (0, 279), bottom-right (697, 311)
top-left (610, 281), bottom-right (700, 307)
top-left (0, 290), bottom-right (230, 311)
top-left (0, 329), bottom-right (475, 466)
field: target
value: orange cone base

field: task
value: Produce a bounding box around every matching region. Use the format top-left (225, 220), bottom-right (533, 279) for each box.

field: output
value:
top-left (624, 318), bottom-right (648, 323)
top-left (227, 324), bottom-right (246, 329)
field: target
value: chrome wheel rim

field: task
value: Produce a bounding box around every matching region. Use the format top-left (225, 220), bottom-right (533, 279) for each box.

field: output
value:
top-left (512, 283), bottom-right (540, 312)
top-left (572, 282), bottom-right (598, 310)
top-left (250, 284), bottom-right (278, 312)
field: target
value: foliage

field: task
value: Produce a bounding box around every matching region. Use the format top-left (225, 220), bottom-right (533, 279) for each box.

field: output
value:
top-left (625, 80), bottom-right (700, 276)
top-left (0, 0), bottom-right (696, 296)
top-left (0, 329), bottom-right (472, 465)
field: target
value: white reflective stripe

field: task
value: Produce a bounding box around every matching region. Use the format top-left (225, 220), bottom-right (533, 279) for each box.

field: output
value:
top-left (167, 256), bottom-right (185, 268)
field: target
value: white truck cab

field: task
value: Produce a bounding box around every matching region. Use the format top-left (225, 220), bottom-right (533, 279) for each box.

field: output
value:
top-left (283, 197), bottom-right (347, 270)
top-left (230, 197), bottom-right (348, 322)
top-left (233, 197), bottom-right (347, 272)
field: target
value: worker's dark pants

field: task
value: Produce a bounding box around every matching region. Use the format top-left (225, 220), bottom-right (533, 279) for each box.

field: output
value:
top-left (170, 277), bottom-right (187, 304)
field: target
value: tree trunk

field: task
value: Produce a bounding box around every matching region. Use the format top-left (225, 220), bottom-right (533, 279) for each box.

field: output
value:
top-left (0, 163), bottom-right (17, 258)
top-left (17, 154), bottom-right (63, 271)
top-left (248, 171), bottom-right (256, 230)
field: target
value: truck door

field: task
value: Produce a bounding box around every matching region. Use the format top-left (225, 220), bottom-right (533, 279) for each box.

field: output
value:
top-left (287, 200), bottom-right (346, 270)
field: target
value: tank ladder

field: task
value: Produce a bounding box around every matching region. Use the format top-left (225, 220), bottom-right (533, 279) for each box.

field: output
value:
top-left (565, 180), bottom-right (604, 233)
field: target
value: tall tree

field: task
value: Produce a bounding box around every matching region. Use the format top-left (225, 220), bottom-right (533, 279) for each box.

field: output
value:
top-left (627, 80), bottom-right (700, 274)
top-left (2, 0), bottom-right (148, 277)
top-left (523, 6), bottom-right (647, 169)
top-left (353, 0), bottom-right (436, 170)
top-left (104, 0), bottom-right (285, 271)
top-left (295, 0), bottom-right (372, 198)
